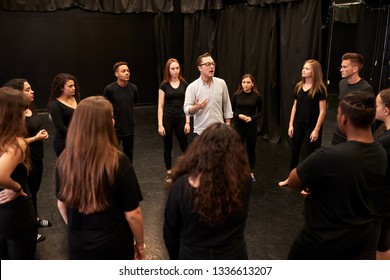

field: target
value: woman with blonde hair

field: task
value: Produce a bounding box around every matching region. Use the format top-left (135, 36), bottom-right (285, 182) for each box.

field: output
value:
top-left (158, 58), bottom-right (190, 183)
top-left (279, 59), bottom-right (327, 187)
top-left (164, 123), bottom-right (251, 259)
top-left (56, 96), bottom-right (145, 260)
top-left (0, 87), bottom-right (37, 259)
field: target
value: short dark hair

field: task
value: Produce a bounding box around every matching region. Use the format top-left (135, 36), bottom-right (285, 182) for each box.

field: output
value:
top-left (197, 52), bottom-right (212, 66)
top-left (113, 61), bottom-right (128, 72)
top-left (340, 91), bottom-right (375, 129)
top-left (342, 53), bottom-right (364, 71)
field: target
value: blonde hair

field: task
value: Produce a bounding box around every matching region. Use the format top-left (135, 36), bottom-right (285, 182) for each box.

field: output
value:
top-left (295, 59), bottom-right (327, 99)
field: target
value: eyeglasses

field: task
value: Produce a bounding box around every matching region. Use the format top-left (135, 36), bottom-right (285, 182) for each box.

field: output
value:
top-left (199, 62), bottom-right (217, 67)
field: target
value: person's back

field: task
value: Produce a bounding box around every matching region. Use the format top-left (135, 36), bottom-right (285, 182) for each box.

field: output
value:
top-left (298, 141), bottom-right (386, 256)
top-left (286, 91), bottom-right (387, 259)
top-left (163, 123), bottom-right (251, 260)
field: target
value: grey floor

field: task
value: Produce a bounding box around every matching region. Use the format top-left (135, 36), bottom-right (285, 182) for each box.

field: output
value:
top-left (34, 95), bottom-right (338, 260)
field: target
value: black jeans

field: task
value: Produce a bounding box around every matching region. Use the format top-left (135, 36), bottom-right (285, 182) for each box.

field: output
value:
top-left (118, 134), bottom-right (134, 163)
top-left (162, 116), bottom-right (188, 170)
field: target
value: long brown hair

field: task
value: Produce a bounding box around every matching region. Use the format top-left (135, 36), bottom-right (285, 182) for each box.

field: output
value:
top-left (295, 59), bottom-right (327, 99)
top-left (171, 123), bottom-right (250, 226)
top-left (162, 58), bottom-right (186, 84)
top-left (56, 96), bottom-right (119, 214)
top-left (235, 73), bottom-right (259, 94)
top-left (0, 87), bottom-right (30, 167)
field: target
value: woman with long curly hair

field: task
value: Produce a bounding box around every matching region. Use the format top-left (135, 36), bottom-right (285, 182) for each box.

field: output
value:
top-left (56, 96), bottom-right (145, 260)
top-left (0, 87), bottom-right (38, 259)
top-left (48, 73), bottom-right (80, 157)
top-left (163, 122), bottom-right (252, 259)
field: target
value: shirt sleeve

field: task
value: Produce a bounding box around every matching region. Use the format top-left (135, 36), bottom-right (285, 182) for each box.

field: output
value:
top-left (221, 80), bottom-right (233, 119)
top-left (48, 101), bottom-right (68, 134)
top-left (250, 93), bottom-right (263, 121)
top-left (116, 154), bottom-right (143, 211)
top-left (296, 148), bottom-right (327, 191)
top-left (163, 177), bottom-right (184, 259)
top-left (184, 83), bottom-right (195, 115)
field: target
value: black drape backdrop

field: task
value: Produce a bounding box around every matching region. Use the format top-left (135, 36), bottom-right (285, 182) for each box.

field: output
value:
top-left (176, 0), bottom-right (323, 143)
top-left (0, 0), bottom-right (324, 144)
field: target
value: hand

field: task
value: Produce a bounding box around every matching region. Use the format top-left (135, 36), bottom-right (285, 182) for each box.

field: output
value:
top-left (36, 129), bottom-right (49, 141)
top-left (158, 125), bottom-right (165, 137)
top-left (0, 188), bottom-right (27, 204)
top-left (194, 98), bottom-right (208, 112)
top-left (288, 125), bottom-right (294, 138)
top-left (244, 116), bottom-right (252, 123)
top-left (184, 123), bottom-right (190, 134)
top-left (134, 244), bottom-right (145, 260)
top-left (309, 130), bottom-right (318, 143)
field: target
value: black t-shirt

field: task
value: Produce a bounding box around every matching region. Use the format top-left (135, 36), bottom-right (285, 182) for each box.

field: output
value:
top-left (296, 141), bottom-right (386, 249)
top-left (338, 78), bottom-right (374, 100)
top-left (231, 91), bottom-right (263, 125)
top-left (160, 81), bottom-right (188, 118)
top-left (56, 153), bottom-right (143, 259)
top-left (294, 88), bottom-right (326, 126)
top-left (103, 82), bottom-right (139, 136)
top-left (376, 130), bottom-right (390, 216)
top-left (163, 175), bottom-right (251, 259)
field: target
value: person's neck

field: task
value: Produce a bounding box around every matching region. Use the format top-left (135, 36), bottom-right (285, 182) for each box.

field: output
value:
top-left (346, 127), bottom-right (374, 143)
top-left (200, 75), bottom-right (212, 85)
top-left (384, 119), bottom-right (390, 131)
top-left (304, 78), bottom-right (312, 85)
top-left (117, 80), bottom-right (128, 87)
top-left (170, 77), bottom-right (180, 83)
top-left (346, 74), bottom-right (361, 85)
top-left (58, 95), bottom-right (73, 102)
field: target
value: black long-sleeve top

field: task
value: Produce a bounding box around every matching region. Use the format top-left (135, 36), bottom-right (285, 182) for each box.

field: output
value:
top-left (231, 91), bottom-right (263, 124)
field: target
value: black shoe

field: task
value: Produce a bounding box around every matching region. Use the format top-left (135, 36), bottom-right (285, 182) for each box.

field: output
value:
top-left (37, 233), bottom-right (46, 242)
top-left (37, 218), bottom-right (52, 227)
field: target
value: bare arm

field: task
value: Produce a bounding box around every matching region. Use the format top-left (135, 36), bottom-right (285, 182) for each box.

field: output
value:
top-left (286, 168), bottom-right (303, 190)
top-left (288, 100), bottom-right (297, 138)
top-left (310, 100), bottom-right (327, 142)
top-left (57, 200), bottom-right (68, 224)
top-left (157, 89), bottom-right (166, 136)
top-left (0, 138), bottom-right (27, 193)
top-left (125, 206), bottom-right (145, 260)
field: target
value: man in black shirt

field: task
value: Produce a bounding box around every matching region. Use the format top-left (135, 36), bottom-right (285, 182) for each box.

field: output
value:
top-left (284, 91), bottom-right (386, 259)
top-left (103, 62), bottom-right (139, 163)
top-left (332, 53), bottom-right (375, 145)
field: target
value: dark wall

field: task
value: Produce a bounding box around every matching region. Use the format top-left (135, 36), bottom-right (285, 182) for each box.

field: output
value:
top-left (0, 8), bottom-right (158, 109)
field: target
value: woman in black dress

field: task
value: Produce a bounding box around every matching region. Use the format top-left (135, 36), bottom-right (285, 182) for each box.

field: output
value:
top-left (48, 73), bottom-right (80, 157)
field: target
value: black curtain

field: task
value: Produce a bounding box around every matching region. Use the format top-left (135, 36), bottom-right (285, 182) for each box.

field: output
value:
top-left (0, 8), bottom-right (158, 107)
top-left (0, 0), bottom-right (173, 13)
top-left (175, 0), bottom-right (322, 143)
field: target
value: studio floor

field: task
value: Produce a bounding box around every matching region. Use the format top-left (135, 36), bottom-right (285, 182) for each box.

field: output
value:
top-left (33, 96), bottom-right (337, 260)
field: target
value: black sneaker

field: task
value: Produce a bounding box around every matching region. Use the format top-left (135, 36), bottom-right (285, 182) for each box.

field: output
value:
top-left (37, 233), bottom-right (46, 242)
